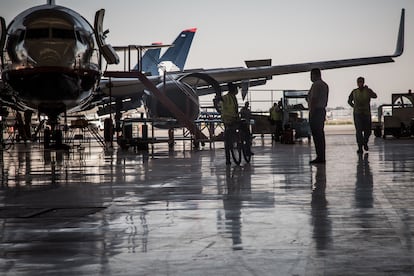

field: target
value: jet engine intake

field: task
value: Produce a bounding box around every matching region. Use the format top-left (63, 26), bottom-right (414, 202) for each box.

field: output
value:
top-left (144, 80), bottom-right (199, 123)
top-left (143, 73), bottom-right (221, 128)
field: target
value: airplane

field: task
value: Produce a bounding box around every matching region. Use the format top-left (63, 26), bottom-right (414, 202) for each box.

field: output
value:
top-left (0, 1), bottom-right (405, 147)
top-left (96, 27), bottom-right (197, 117)
top-left (100, 8), bottom-right (405, 129)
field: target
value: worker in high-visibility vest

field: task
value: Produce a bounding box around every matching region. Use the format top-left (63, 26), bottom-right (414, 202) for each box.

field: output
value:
top-left (348, 76), bottom-right (377, 154)
top-left (269, 101), bottom-right (283, 141)
top-left (220, 82), bottom-right (239, 165)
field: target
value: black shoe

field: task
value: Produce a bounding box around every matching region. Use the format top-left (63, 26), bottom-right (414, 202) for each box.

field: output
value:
top-left (363, 144), bottom-right (369, 151)
top-left (310, 158), bottom-right (325, 164)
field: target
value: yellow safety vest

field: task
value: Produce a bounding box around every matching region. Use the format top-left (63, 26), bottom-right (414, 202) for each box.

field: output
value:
top-left (221, 93), bottom-right (239, 125)
top-left (352, 88), bottom-right (371, 115)
top-left (270, 106), bottom-right (282, 121)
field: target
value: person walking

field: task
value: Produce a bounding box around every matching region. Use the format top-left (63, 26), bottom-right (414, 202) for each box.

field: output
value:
top-left (308, 68), bottom-right (329, 164)
top-left (220, 83), bottom-right (239, 165)
top-left (348, 76), bottom-right (377, 154)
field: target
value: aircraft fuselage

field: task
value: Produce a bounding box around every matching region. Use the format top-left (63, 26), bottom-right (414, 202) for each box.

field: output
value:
top-left (1, 4), bottom-right (100, 118)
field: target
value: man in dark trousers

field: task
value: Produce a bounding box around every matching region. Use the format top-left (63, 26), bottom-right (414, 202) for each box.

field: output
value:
top-left (348, 76), bottom-right (377, 154)
top-left (307, 68), bottom-right (329, 164)
top-left (269, 101), bottom-right (283, 142)
top-left (220, 83), bottom-right (239, 165)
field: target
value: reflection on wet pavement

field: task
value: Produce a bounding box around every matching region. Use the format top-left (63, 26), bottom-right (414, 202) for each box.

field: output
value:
top-left (0, 129), bottom-right (414, 275)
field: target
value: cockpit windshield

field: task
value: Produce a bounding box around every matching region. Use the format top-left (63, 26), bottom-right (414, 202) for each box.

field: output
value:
top-left (25, 28), bottom-right (76, 40)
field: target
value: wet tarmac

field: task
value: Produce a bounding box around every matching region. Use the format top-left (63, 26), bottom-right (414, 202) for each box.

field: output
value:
top-left (0, 125), bottom-right (413, 275)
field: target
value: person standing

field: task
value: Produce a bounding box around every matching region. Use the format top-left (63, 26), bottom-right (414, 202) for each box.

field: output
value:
top-left (240, 101), bottom-right (251, 121)
top-left (220, 83), bottom-right (239, 165)
top-left (269, 101), bottom-right (283, 141)
top-left (240, 101), bottom-right (255, 155)
top-left (348, 76), bottom-right (377, 154)
top-left (308, 68), bottom-right (329, 164)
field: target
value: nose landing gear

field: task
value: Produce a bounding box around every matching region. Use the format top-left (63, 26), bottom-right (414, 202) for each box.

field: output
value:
top-left (43, 115), bottom-right (70, 150)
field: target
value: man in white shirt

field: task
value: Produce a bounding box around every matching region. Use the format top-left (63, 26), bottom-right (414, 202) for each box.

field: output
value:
top-left (307, 68), bottom-right (329, 164)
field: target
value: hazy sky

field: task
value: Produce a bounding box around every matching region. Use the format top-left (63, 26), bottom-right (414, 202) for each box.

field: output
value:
top-left (1, 0), bottom-right (413, 110)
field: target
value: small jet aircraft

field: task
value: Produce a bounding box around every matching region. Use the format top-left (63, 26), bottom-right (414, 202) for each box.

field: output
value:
top-left (96, 28), bottom-right (197, 117)
top-left (0, 1), bottom-right (405, 146)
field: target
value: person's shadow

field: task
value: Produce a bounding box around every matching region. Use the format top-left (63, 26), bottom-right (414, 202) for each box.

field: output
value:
top-left (311, 163), bottom-right (332, 254)
top-left (355, 153), bottom-right (373, 209)
top-left (222, 165), bottom-right (252, 250)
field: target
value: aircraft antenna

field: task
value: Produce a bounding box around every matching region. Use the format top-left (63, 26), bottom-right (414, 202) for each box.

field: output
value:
top-left (47, 0), bottom-right (56, 5)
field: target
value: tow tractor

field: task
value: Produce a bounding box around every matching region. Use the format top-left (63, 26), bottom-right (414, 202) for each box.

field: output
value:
top-left (373, 92), bottom-right (414, 138)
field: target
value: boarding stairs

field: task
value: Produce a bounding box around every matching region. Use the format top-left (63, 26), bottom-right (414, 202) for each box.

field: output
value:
top-left (87, 125), bottom-right (106, 147)
top-left (65, 116), bottom-right (105, 148)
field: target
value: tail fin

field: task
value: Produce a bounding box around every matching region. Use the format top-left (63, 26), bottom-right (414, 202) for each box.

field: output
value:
top-left (135, 28), bottom-right (196, 75)
top-left (141, 42), bottom-right (162, 74)
top-left (159, 28), bottom-right (196, 71)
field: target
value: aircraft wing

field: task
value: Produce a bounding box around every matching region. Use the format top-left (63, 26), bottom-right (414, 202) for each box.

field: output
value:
top-left (199, 55), bottom-right (402, 84)
top-left (101, 8), bottom-right (404, 98)
top-left (185, 4), bottom-right (404, 89)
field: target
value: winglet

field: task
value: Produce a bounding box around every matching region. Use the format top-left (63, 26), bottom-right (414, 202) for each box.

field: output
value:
top-left (393, 8), bottom-right (404, 57)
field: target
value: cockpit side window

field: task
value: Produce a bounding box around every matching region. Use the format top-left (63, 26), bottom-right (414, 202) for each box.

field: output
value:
top-left (75, 30), bottom-right (84, 44)
top-left (6, 29), bottom-right (24, 62)
top-left (18, 30), bottom-right (25, 43)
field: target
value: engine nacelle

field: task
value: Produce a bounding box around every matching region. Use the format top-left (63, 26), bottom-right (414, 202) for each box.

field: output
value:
top-left (143, 79), bottom-right (200, 125)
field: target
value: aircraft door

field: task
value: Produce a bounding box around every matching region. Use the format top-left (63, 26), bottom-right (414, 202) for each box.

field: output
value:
top-left (0, 17), bottom-right (6, 67)
top-left (94, 9), bottom-right (119, 65)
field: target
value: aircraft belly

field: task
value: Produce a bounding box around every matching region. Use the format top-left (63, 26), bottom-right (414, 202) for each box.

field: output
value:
top-left (6, 71), bottom-right (94, 110)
